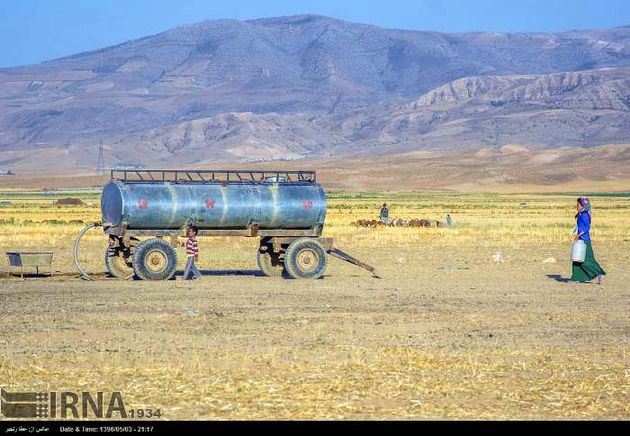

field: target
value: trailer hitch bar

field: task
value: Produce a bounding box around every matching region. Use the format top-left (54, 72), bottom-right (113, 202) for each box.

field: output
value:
top-left (328, 247), bottom-right (381, 278)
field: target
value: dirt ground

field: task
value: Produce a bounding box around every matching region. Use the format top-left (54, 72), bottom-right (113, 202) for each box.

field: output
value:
top-left (1, 243), bottom-right (628, 420)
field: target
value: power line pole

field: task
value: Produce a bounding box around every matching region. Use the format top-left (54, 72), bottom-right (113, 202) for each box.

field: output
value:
top-left (97, 140), bottom-right (105, 175)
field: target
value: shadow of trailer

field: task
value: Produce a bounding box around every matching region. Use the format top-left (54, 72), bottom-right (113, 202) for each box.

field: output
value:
top-left (74, 169), bottom-right (379, 281)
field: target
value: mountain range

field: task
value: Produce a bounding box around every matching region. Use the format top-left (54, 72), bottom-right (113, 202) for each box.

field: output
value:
top-left (0, 15), bottom-right (628, 173)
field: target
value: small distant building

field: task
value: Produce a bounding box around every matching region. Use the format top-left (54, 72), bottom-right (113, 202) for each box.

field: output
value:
top-left (54, 198), bottom-right (85, 206)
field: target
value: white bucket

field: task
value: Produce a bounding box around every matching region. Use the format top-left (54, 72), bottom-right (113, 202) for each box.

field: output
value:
top-left (571, 240), bottom-right (586, 263)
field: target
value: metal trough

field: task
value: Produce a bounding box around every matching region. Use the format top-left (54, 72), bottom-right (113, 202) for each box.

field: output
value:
top-left (6, 252), bottom-right (54, 278)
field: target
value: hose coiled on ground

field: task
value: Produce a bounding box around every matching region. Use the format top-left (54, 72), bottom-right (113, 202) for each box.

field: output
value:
top-left (72, 221), bottom-right (102, 281)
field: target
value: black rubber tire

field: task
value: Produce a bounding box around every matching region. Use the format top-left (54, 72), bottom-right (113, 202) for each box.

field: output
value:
top-left (104, 246), bottom-right (133, 279)
top-left (132, 238), bottom-right (178, 281)
top-left (283, 238), bottom-right (328, 279)
top-left (256, 248), bottom-right (284, 277)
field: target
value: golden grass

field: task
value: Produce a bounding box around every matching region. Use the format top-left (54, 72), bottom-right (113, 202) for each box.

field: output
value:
top-left (1, 191), bottom-right (629, 279)
top-left (1, 347), bottom-right (627, 419)
top-left (0, 190), bottom-right (628, 420)
top-left (1, 192), bottom-right (629, 254)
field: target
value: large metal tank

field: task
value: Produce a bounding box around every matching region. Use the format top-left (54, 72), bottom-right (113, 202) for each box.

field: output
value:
top-left (101, 180), bottom-right (326, 230)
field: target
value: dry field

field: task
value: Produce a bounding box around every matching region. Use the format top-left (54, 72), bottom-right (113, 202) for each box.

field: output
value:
top-left (0, 190), bottom-right (628, 419)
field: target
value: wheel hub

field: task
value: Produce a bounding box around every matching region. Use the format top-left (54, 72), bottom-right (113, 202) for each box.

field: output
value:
top-left (146, 249), bottom-right (168, 273)
top-left (296, 249), bottom-right (318, 272)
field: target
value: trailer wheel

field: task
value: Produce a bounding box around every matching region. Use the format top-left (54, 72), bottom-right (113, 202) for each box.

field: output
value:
top-left (104, 247), bottom-right (133, 279)
top-left (284, 238), bottom-right (328, 279)
top-left (257, 249), bottom-right (284, 277)
top-left (132, 238), bottom-right (178, 281)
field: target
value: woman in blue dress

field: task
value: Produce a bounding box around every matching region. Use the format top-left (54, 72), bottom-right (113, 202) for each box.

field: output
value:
top-left (571, 197), bottom-right (606, 284)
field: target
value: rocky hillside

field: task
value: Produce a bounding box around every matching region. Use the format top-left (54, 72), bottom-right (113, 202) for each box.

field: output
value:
top-left (0, 15), bottom-right (629, 171)
top-left (334, 68), bottom-right (630, 152)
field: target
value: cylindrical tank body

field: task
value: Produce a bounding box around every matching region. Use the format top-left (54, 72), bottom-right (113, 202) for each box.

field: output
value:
top-left (101, 181), bottom-right (326, 230)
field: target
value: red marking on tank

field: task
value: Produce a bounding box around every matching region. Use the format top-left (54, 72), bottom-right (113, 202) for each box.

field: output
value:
top-left (204, 199), bottom-right (216, 209)
top-left (303, 200), bottom-right (314, 209)
top-left (138, 199), bottom-right (149, 209)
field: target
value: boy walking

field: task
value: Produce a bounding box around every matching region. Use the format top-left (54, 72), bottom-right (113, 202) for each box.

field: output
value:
top-left (182, 226), bottom-right (201, 280)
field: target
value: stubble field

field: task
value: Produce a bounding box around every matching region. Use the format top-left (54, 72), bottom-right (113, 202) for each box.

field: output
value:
top-left (0, 190), bottom-right (628, 419)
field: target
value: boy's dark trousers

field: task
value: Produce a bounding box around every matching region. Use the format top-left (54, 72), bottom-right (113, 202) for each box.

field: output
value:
top-left (183, 256), bottom-right (201, 280)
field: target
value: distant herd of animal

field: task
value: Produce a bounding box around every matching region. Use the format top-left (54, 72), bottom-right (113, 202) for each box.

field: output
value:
top-left (352, 219), bottom-right (447, 228)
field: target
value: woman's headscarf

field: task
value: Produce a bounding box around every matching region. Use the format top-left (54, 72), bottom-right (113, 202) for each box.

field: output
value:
top-left (577, 197), bottom-right (592, 220)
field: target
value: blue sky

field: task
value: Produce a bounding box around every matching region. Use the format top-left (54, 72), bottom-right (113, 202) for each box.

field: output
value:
top-left (1, 0), bottom-right (628, 68)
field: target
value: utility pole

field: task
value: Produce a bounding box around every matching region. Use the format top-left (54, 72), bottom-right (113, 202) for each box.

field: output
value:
top-left (97, 140), bottom-right (105, 175)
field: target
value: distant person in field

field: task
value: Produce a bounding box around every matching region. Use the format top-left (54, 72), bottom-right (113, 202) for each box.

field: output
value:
top-left (182, 226), bottom-right (201, 280)
top-left (446, 214), bottom-right (453, 226)
top-left (379, 203), bottom-right (389, 224)
top-left (571, 197), bottom-right (606, 284)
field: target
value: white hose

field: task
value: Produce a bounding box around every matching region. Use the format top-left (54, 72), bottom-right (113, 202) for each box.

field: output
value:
top-left (72, 222), bottom-right (101, 281)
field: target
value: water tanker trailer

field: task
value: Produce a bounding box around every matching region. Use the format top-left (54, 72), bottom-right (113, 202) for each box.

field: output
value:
top-left (74, 169), bottom-right (377, 281)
